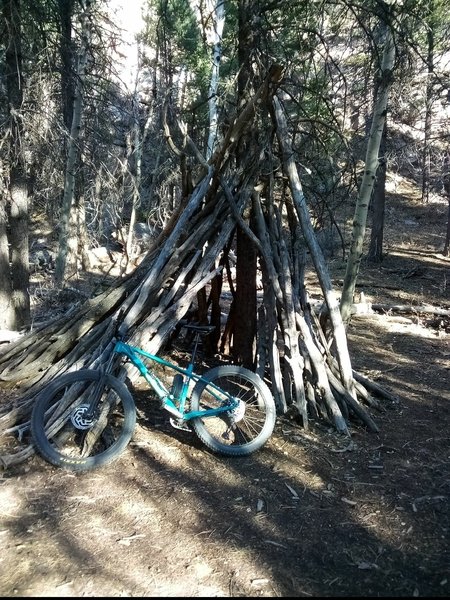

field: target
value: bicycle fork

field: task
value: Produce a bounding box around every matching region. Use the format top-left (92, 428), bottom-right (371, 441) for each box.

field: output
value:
top-left (75, 349), bottom-right (118, 428)
top-left (79, 373), bottom-right (109, 425)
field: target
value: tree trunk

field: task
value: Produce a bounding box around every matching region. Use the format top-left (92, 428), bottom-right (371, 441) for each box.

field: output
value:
top-left (230, 0), bottom-right (259, 368)
top-left (55, 0), bottom-right (92, 285)
top-left (340, 22), bottom-right (395, 324)
top-left (0, 202), bottom-right (14, 330)
top-left (2, 0), bottom-right (30, 330)
top-left (125, 104), bottom-right (141, 261)
top-left (9, 175), bottom-right (30, 328)
top-left (190, 0), bottom-right (226, 159)
top-left (58, 0), bottom-right (76, 131)
top-left (443, 150), bottom-right (450, 256)
top-left (368, 121), bottom-right (387, 263)
top-left (421, 0), bottom-right (435, 204)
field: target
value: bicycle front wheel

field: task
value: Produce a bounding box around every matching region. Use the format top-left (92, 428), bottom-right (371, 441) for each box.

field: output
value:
top-left (31, 369), bottom-right (136, 472)
top-left (190, 366), bottom-right (276, 456)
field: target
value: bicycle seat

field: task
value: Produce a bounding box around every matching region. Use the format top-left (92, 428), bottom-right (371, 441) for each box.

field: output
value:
top-left (180, 320), bottom-right (216, 334)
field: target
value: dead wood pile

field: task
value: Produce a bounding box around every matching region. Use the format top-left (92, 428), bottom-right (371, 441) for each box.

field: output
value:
top-left (0, 66), bottom-right (395, 469)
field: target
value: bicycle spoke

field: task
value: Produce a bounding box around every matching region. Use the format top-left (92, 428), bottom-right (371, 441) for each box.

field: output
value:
top-left (31, 370), bottom-right (136, 472)
top-left (190, 366), bottom-right (276, 456)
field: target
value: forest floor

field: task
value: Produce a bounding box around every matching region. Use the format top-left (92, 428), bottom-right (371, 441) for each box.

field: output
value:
top-left (0, 182), bottom-right (449, 597)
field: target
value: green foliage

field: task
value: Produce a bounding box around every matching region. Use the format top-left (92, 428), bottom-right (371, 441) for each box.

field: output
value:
top-left (3, 0), bottom-right (450, 256)
top-left (163, 0), bottom-right (203, 64)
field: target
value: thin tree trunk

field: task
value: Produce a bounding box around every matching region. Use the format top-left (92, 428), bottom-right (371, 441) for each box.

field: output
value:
top-left (368, 121), bottom-right (387, 262)
top-left (0, 201), bottom-right (14, 330)
top-left (2, 0), bottom-right (30, 329)
top-left (191, 0), bottom-right (226, 160)
top-left (55, 0), bottom-right (92, 285)
top-left (58, 0), bottom-right (76, 131)
top-left (9, 178), bottom-right (30, 328)
top-left (340, 23), bottom-right (395, 324)
top-left (443, 149), bottom-right (450, 256)
top-left (421, 0), bottom-right (435, 204)
top-left (125, 109), bottom-right (140, 260)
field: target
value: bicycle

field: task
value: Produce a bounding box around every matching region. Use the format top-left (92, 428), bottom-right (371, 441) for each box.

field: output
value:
top-left (30, 320), bottom-right (277, 472)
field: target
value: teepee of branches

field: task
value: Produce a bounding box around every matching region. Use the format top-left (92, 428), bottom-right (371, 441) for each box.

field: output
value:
top-left (0, 66), bottom-right (395, 469)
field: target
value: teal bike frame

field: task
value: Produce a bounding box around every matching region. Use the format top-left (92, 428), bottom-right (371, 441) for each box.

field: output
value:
top-left (113, 338), bottom-right (239, 422)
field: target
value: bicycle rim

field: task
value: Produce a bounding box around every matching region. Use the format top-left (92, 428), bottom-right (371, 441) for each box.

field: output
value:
top-left (31, 370), bottom-right (136, 472)
top-left (190, 366), bottom-right (276, 456)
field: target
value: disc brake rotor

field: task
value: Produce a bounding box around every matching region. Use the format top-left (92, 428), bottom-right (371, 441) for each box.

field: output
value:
top-left (71, 404), bottom-right (96, 430)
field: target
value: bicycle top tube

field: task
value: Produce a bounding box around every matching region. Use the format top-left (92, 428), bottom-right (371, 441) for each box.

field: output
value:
top-left (114, 339), bottom-right (177, 370)
top-left (113, 338), bottom-right (200, 382)
top-left (112, 338), bottom-right (231, 395)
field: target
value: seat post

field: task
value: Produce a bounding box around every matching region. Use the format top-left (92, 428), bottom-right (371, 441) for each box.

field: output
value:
top-left (188, 331), bottom-right (202, 367)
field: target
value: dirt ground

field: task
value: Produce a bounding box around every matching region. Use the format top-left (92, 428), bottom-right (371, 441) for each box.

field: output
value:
top-left (0, 188), bottom-right (449, 597)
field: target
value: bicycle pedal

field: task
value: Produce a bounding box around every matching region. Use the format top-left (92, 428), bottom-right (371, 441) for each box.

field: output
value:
top-left (169, 417), bottom-right (192, 432)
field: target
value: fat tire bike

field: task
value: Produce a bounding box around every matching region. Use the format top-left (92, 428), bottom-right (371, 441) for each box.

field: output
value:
top-left (31, 320), bottom-right (276, 472)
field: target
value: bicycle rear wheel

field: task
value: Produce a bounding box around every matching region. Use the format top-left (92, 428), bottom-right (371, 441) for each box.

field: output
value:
top-left (31, 369), bottom-right (136, 472)
top-left (190, 365), bottom-right (276, 456)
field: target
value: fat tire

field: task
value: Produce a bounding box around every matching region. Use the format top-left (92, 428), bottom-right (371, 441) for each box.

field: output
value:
top-left (190, 365), bottom-right (276, 456)
top-left (31, 369), bottom-right (136, 472)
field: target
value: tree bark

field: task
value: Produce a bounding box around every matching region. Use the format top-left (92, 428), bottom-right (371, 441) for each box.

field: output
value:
top-left (368, 121), bottom-right (387, 262)
top-left (58, 0), bottom-right (76, 131)
top-left (0, 202), bottom-right (14, 331)
top-left (443, 150), bottom-right (450, 256)
top-left (229, 0), bottom-right (260, 369)
top-left (340, 22), bottom-right (395, 324)
top-left (2, 0), bottom-right (30, 330)
top-left (190, 0), bottom-right (226, 159)
top-left (421, 0), bottom-right (435, 204)
top-left (55, 0), bottom-right (92, 285)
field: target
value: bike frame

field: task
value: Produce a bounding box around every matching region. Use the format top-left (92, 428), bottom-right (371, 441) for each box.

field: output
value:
top-left (113, 339), bottom-right (239, 421)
